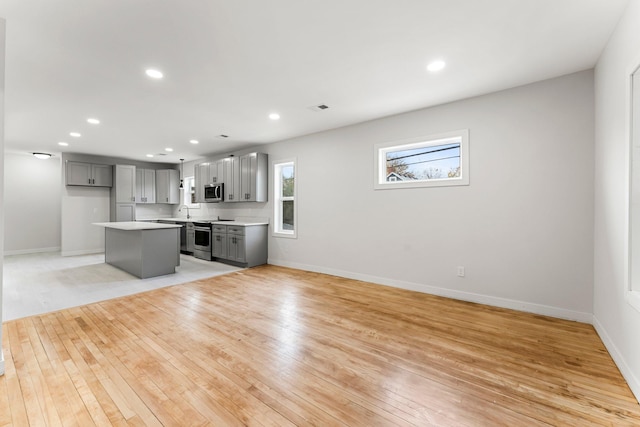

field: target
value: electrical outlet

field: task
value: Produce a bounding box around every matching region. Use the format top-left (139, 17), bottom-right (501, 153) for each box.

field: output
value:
top-left (457, 266), bottom-right (465, 277)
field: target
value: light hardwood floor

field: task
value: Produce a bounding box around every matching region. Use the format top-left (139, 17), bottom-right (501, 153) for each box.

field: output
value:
top-left (1, 265), bottom-right (639, 426)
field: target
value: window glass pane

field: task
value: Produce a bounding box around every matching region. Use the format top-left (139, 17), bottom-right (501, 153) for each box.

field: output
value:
top-left (282, 165), bottom-right (294, 197)
top-left (386, 141), bottom-right (460, 182)
top-left (282, 200), bottom-right (294, 230)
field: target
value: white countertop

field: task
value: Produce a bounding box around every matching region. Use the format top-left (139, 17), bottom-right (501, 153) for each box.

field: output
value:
top-left (93, 221), bottom-right (182, 230)
top-left (139, 218), bottom-right (269, 226)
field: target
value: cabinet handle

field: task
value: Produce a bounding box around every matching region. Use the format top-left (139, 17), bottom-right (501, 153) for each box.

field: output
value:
top-left (88, 178), bottom-right (91, 184)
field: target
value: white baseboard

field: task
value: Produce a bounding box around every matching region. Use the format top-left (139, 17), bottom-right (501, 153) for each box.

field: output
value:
top-left (3, 246), bottom-right (60, 256)
top-left (592, 315), bottom-right (640, 404)
top-left (267, 259), bottom-right (593, 323)
top-left (61, 249), bottom-right (104, 257)
top-left (0, 349), bottom-right (4, 376)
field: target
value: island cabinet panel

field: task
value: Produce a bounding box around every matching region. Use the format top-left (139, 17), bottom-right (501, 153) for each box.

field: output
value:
top-left (156, 169), bottom-right (179, 204)
top-left (136, 168), bottom-right (156, 204)
top-left (66, 161), bottom-right (112, 187)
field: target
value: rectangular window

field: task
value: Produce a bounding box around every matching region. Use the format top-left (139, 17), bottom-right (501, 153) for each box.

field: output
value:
top-left (274, 159), bottom-right (296, 238)
top-left (374, 129), bottom-right (469, 189)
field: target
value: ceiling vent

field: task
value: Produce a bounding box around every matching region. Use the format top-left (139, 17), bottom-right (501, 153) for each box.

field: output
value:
top-left (308, 104), bottom-right (330, 112)
top-left (217, 134), bottom-right (229, 138)
top-left (157, 153), bottom-right (167, 156)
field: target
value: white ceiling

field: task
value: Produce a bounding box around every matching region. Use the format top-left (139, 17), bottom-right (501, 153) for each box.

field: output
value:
top-left (0, 0), bottom-right (630, 163)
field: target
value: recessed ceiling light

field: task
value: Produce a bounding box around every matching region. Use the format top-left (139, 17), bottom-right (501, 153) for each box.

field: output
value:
top-left (87, 118), bottom-right (100, 124)
top-left (145, 69), bottom-right (164, 79)
top-left (427, 60), bottom-right (446, 72)
top-left (165, 148), bottom-right (173, 152)
top-left (146, 154), bottom-right (154, 158)
top-left (189, 139), bottom-right (199, 144)
top-left (269, 113), bottom-right (280, 120)
top-left (58, 142), bottom-right (68, 146)
top-left (33, 152), bottom-right (52, 160)
top-left (70, 132), bottom-right (81, 137)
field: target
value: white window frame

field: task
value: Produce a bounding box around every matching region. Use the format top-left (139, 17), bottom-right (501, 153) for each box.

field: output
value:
top-left (374, 129), bottom-right (469, 190)
top-left (273, 159), bottom-right (297, 238)
top-left (182, 176), bottom-right (200, 209)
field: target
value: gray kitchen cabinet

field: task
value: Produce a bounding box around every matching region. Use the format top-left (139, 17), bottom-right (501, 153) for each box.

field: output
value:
top-left (211, 224), bottom-right (228, 259)
top-left (239, 153), bottom-right (268, 202)
top-left (211, 224), bottom-right (267, 267)
top-left (115, 204), bottom-right (135, 221)
top-left (156, 169), bottom-right (179, 204)
top-left (226, 226), bottom-right (246, 263)
top-left (66, 161), bottom-right (112, 187)
top-left (195, 153), bottom-right (267, 203)
top-left (136, 168), bottom-right (156, 203)
top-left (111, 164), bottom-right (136, 221)
top-left (115, 164), bottom-right (136, 203)
top-left (223, 156), bottom-right (240, 202)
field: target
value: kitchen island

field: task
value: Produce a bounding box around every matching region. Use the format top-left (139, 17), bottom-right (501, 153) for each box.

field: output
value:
top-left (93, 221), bottom-right (182, 279)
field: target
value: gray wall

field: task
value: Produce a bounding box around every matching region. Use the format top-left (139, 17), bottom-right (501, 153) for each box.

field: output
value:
top-left (593, 0), bottom-right (640, 401)
top-left (4, 152), bottom-right (61, 254)
top-left (1, 17), bottom-right (6, 374)
top-left (199, 70), bottom-right (596, 321)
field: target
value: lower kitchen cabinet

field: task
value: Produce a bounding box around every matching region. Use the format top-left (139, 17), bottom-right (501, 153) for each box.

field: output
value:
top-left (211, 224), bottom-right (267, 267)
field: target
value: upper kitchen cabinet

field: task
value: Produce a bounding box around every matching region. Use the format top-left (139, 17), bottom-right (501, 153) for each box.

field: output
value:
top-left (156, 169), bottom-right (179, 204)
top-left (197, 159), bottom-right (224, 186)
top-left (136, 168), bottom-right (156, 204)
top-left (114, 164), bottom-right (136, 203)
top-left (240, 153), bottom-right (268, 202)
top-left (224, 156), bottom-right (240, 202)
top-left (66, 161), bottom-right (112, 187)
top-left (195, 153), bottom-right (267, 203)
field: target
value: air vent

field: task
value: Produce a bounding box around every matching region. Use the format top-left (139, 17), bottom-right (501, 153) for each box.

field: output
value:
top-left (157, 153), bottom-right (167, 156)
top-left (308, 104), bottom-right (330, 112)
top-left (217, 134), bottom-right (229, 138)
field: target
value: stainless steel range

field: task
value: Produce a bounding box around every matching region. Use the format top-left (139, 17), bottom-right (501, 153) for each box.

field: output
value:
top-left (192, 221), bottom-right (212, 260)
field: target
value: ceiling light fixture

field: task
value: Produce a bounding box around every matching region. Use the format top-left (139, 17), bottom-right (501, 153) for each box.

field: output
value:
top-left (427, 60), bottom-right (446, 72)
top-left (269, 113), bottom-right (280, 120)
top-left (58, 142), bottom-right (68, 147)
top-left (33, 152), bottom-right (52, 160)
top-left (189, 139), bottom-right (199, 144)
top-left (145, 68), bottom-right (164, 79)
top-left (70, 132), bottom-right (81, 137)
top-left (87, 118), bottom-right (100, 124)
top-left (179, 158), bottom-right (184, 189)
top-left (165, 147), bottom-right (173, 152)
top-left (146, 154), bottom-right (154, 158)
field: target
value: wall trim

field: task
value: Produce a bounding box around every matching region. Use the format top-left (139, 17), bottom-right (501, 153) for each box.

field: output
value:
top-left (3, 246), bottom-right (60, 256)
top-left (0, 350), bottom-right (4, 376)
top-left (593, 315), bottom-right (640, 404)
top-left (268, 259), bottom-right (593, 323)
top-left (61, 249), bottom-right (104, 257)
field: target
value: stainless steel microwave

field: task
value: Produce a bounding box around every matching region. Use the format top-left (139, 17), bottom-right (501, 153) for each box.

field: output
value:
top-left (204, 184), bottom-right (224, 202)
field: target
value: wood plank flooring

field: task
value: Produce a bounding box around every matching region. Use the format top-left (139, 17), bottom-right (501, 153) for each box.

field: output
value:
top-left (1, 265), bottom-right (639, 426)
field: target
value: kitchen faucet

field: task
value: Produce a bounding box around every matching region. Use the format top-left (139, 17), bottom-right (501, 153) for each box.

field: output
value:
top-left (178, 205), bottom-right (191, 219)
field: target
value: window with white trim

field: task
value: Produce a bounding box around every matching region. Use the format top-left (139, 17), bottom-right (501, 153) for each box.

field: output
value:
top-left (374, 129), bottom-right (469, 189)
top-left (274, 159), bottom-right (296, 237)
